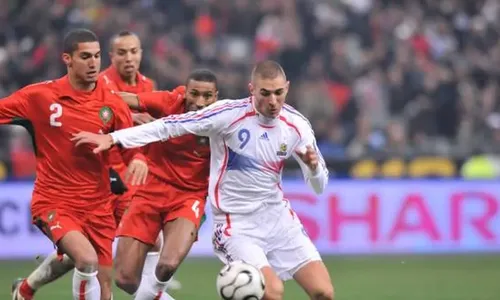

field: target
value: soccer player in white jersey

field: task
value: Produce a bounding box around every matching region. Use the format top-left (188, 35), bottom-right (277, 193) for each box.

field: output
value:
top-left (72, 60), bottom-right (334, 300)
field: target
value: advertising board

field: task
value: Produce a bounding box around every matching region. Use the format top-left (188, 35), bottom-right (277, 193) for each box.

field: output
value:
top-left (0, 180), bottom-right (499, 258)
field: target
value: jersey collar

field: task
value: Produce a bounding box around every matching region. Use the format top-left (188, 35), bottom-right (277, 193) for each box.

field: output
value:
top-left (251, 97), bottom-right (280, 127)
top-left (108, 66), bottom-right (143, 87)
top-left (57, 75), bottom-right (99, 99)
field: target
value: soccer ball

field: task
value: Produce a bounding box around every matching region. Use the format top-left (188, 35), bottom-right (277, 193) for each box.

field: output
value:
top-left (216, 261), bottom-right (265, 300)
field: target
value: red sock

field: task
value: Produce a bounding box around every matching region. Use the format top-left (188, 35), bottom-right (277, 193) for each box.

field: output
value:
top-left (19, 280), bottom-right (35, 300)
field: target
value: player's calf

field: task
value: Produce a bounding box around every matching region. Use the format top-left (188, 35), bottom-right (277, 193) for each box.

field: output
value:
top-left (142, 234), bottom-right (187, 292)
top-left (134, 218), bottom-right (195, 299)
top-left (97, 266), bottom-right (113, 300)
top-left (261, 266), bottom-right (284, 300)
top-left (293, 260), bottom-right (334, 300)
top-left (12, 252), bottom-right (75, 299)
top-left (114, 236), bottom-right (151, 295)
top-left (311, 289), bottom-right (335, 300)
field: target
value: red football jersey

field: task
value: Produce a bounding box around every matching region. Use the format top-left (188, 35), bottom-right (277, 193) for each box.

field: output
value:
top-left (136, 86), bottom-right (210, 192)
top-left (100, 66), bottom-right (155, 94)
top-left (0, 76), bottom-right (145, 215)
top-left (100, 66), bottom-right (154, 175)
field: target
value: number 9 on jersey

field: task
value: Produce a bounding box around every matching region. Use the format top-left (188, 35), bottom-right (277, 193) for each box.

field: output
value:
top-left (238, 129), bottom-right (250, 149)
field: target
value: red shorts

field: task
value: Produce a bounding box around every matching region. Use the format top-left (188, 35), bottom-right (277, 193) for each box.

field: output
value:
top-left (33, 208), bottom-right (115, 266)
top-left (117, 174), bottom-right (207, 246)
top-left (112, 186), bottom-right (137, 226)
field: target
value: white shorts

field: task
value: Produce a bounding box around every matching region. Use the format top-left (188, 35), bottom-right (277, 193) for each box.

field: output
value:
top-left (212, 201), bottom-right (321, 280)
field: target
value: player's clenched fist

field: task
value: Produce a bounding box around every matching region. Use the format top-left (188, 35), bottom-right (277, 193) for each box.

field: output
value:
top-left (296, 145), bottom-right (319, 172)
top-left (125, 159), bottom-right (148, 185)
top-left (71, 131), bottom-right (114, 154)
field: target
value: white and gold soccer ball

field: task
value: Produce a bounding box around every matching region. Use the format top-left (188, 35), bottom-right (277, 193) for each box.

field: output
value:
top-left (216, 261), bottom-right (266, 300)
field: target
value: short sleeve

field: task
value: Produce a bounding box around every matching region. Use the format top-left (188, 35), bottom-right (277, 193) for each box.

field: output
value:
top-left (138, 86), bottom-right (185, 118)
top-left (0, 86), bottom-right (36, 124)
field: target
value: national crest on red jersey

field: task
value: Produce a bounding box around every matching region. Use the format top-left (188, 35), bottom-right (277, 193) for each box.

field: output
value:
top-left (99, 106), bottom-right (113, 124)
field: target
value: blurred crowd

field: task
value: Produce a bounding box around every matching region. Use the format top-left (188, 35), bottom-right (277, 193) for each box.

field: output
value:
top-left (2, 0), bottom-right (500, 177)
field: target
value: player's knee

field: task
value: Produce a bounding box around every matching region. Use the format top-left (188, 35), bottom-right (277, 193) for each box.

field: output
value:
top-left (263, 278), bottom-right (284, 300)
top-left (73, 253), bottom-right (98, 273)
top-left (155, 256), bottom-right (181, 281)
top-left (114, 270), bottom-right (140, 295)
top-left (311, 284), bottom-right (335, 300)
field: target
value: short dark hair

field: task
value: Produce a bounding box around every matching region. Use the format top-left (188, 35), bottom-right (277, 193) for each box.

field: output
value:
top-left (251, 60), bottom-right (286, 81)
top-left (116, 30), bottom-right (135, 38)
top-left (63, 28), bottom-right (99, 54)
top-left (109, 30), bottom-right (138, 50)
top-left (186, 69), bottom-right (218, 89)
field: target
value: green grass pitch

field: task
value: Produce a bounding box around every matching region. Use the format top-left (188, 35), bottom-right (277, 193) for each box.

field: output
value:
top-left (1, 255), bottom-right (499, 299)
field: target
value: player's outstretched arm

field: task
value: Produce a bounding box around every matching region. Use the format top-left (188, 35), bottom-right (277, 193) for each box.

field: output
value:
top-left (73, 99), bottom-right (244, 151)
top-left (118, 88), bottom-right (184, 124)
top-left (109, 99), bottom-right (240, 149)
top-left (121, 86), bottom-right (185, 118)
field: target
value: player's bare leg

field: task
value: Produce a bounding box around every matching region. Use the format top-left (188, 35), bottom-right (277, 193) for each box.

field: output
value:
top-left (293, 261), bottom-right (334, 300)
top-left (97, 266), bottom-right (113, 300)
top-left (117, 236), bottom-right (176, 300)
top-left (132, 218), bottom-right (195, 300)
top-left (155, 218), bottom-right (197, 282)
top-left (58, 231), bottom-right (102, 300)
top-left (114, 236), bottom-right (151, 295)
top-left (260, 266), bottom-right (285, 300)
top-left (143, 233), bottom-right (182, 291)
top-left (11, 252), bottom-right (74, 300)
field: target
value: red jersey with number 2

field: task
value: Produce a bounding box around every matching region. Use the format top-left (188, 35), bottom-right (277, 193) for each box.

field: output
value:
top-left (0, 76), bottom-right (144, 215)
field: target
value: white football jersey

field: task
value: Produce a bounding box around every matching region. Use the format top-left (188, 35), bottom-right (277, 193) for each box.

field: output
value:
top-left (111, 97), bottom-right (329, 214)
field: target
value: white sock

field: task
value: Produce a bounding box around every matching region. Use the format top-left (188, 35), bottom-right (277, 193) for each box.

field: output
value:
top-left (134, 273), bottom-right (175, 300)
top-left (142, 252), bottom-right (159, 280)
top-left (72, 269), bottom-right (100, 300)
top-left (27, 252), bottom-right (74, 290)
